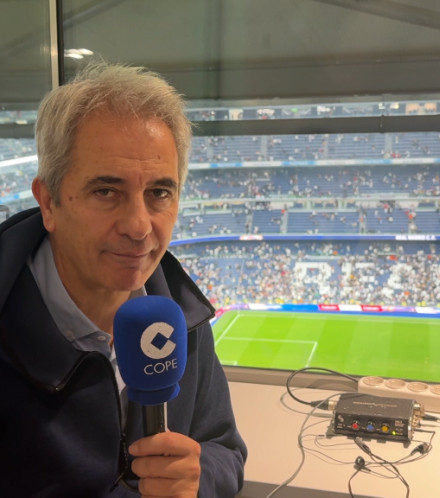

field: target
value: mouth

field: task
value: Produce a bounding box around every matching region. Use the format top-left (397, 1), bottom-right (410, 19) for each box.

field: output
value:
top-left (113, 252), bottom-right (148, 258)
top-left (109, 251), bottom-right (150, 262)
top-left (105, 249), bottom-right (153, 266)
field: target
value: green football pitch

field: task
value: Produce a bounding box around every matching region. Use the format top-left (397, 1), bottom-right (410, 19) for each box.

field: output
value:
top-left (212, 310), bottom-right (440, 382)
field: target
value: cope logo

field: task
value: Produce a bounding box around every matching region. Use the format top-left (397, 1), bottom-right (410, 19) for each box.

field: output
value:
top-left (140, 322), bottom-right (178, 375)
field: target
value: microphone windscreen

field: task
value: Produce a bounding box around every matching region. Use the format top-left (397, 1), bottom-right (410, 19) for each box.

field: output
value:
top-left (113, 295), bottom-right (187, 406)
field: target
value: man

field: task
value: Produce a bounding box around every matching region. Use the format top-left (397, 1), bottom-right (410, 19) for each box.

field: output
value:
top-left (0, 63), bottom-right (246, 497)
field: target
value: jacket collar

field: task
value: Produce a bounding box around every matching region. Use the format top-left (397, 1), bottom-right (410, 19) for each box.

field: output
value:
top-left (0, 208), bottom-right (215, 330)
top-left (0, 208), bottom-right (215, 392)
top-left (146, 251), bottom-right (215, 331)
top-left (0, 208), bottom-right (46, 312)
top-left (0, 264), bottom-right (90, 392)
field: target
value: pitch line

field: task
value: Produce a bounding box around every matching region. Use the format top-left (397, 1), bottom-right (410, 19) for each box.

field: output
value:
top-left (214, 312), bottom-right (241, 346)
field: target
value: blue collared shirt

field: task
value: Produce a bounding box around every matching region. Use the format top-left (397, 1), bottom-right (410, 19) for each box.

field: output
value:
top-left (27, 236), bottom-right (145, 409)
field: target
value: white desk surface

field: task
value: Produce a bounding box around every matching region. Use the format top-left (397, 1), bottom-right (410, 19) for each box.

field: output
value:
top-left (229, 381), bottom-right (439, 498)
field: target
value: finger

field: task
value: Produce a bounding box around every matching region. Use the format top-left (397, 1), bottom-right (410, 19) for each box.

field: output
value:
top-left (129, 431), bottom-right (201, 458)
top-left (138, 476), bottom-right (183, 497)
top-left (132, 453), bottom-right (201, 480)
top-left (138, 474), bottom-right (199, 498)
top-left (132, 455), bottom-right (186, 479)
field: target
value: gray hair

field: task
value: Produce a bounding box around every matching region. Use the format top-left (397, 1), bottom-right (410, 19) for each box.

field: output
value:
top-left (35, 62), bottom-right (192, 204)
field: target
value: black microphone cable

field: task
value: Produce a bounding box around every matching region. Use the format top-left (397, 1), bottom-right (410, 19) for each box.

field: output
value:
top-left (277, 366), bottom-right (436, 498)
top-left (264, 391), bottom-right (343, 498)
top-left (286, 366), bottom-right (358, 410)
top-left (349, 437), bottom-right (411, 498)
top-left (265, 367), bottom-right (358, 497)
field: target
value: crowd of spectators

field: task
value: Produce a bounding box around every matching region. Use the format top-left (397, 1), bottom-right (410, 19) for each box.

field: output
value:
top-left (176, 163), bottom-right (440, 238)
top-left (182, 163), bottom-right (440, 200)
top-left (186, 101), bottom-right (439, 123)
top-left (2, 134), bottom-right (440, 309)
top-left (171, 241), bottom-right (440, 308)
top-left (189, 132), bottom-right (440, 163)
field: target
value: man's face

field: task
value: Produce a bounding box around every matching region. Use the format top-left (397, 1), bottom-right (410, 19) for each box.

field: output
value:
top-left (35, 111), bottom-right (179, 302)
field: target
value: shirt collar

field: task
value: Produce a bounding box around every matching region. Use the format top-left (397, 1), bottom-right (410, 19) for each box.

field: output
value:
top-left (28, 236), bottom-right (146, 343)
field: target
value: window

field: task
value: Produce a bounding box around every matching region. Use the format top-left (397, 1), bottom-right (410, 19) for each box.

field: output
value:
top-left (167, 100), bottom-right (440, 382)
top-left (2, 0), bottom-right (440, 382)
top-left (0, 0), bottom-right (52, 217)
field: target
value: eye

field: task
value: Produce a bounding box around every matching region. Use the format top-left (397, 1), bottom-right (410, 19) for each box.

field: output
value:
top-left (145, 187), bottom-right (177, 211)
top-left (146, 187), bottom-right (175, 202)
top-left (94, 188), bottom-right (116, 198)
top-left (152, 188), bottom-right (171, 199)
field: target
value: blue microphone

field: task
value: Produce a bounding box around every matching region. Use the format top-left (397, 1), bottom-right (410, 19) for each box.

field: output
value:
top-left (113, 295), bottom-right (187, 435)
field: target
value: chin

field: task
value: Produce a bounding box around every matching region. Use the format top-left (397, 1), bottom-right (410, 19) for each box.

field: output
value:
top-left (111, 272), bottom-right (151, 292)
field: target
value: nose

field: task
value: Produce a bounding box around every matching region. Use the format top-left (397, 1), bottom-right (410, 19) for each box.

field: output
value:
top-left (118, 195), bottom-right (152, 241)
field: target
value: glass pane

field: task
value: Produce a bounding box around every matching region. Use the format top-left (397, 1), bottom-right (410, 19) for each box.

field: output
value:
top-left (0, 0), bottom-right (52, 216)
top-left (168, 100), bottom-right (440, 381)
top-left (61, 0), bottom-right (440, 99)
top-left (60, 0), bottom-right (440, 380)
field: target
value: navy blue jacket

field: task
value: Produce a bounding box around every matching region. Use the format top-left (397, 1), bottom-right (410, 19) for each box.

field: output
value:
top-left (0, 208), bottom-right (246, 497)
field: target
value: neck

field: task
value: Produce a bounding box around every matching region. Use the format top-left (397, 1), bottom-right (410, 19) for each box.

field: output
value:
top-left (70, 289), bottom-right (131, 337)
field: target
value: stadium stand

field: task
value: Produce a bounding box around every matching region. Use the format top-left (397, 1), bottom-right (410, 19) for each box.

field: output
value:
top-left (171, 240), bottom-right (440, 308)
top-left (1, 129), bottom-right (439, 308)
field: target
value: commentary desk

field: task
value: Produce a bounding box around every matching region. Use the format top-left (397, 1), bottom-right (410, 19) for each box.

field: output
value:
top-left (227, 370), bottom-right (439, 498)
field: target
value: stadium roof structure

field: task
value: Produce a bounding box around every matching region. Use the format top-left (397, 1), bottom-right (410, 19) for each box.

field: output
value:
top-left (2, 0), bottom-right (440, 104)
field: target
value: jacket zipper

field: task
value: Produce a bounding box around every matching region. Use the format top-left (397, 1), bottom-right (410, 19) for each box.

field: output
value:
top-left (53, 351), bottom-right (133, 492)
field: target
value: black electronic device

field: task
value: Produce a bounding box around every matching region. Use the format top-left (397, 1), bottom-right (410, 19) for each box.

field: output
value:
top-left (332, 393), bottom-right (421, 441)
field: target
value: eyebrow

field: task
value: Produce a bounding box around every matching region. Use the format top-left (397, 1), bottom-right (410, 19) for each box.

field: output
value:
top-left (85, 175), bottom-right (179, 191)
top-left (86, 176), bottom-right (123, 187)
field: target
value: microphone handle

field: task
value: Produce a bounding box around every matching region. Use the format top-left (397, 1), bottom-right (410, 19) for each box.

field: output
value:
top-left (142, 403), bottom-right (167, 436)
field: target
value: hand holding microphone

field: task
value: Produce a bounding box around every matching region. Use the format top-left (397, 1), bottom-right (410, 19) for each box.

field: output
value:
top-left (113, 295), bottom-right (201, 496)
top-left (128, 431), bottom-right (201, 497)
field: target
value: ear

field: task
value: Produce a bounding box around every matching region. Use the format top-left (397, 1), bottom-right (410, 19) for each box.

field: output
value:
top-left (32, 177), bottom-right (56, 232)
